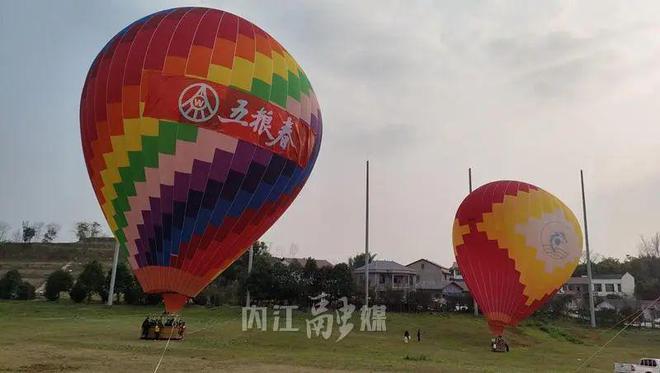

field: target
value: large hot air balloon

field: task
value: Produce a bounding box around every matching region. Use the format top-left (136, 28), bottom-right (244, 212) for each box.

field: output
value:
top-left (80, 7), bottom-right (322, 313)
top-left (452, 181), bottom-right (582, 335)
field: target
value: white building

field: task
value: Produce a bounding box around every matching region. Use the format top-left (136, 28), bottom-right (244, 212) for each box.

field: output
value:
top-left (561, 272), bottom-right (635, 298)
top-left (406, 259), bottom-right (450, 288)
top-left (353, 260), bottom-right (417, 294)
top-left (449, 262), bottom-right (463, 281)
top-left (405, 259), bottom-right (469, 301)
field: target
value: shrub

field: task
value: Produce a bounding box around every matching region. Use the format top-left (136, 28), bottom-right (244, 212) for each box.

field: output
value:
top-left (105, 262), bottom-right (133, 303)
top-left (44, 269), bottom-right (74, 301)
top-left (69, 281), bottom-right (88, 303)
top-left (595, 308), bottom-right (620, 326)
top-left (123, 282), bottom-right (143, 305)
top-left (0, 269), bottom-right (23, 299)
top-left (78, 261), bottom-right (105, 296)
top-left (16, 281), bottom-right (35, 300)
top-left (75, 260), bottom-right (106, 302)
top-left (535, 294), bottom-right (574, 319)
top-left (123, 281), bottom-right (161, 306)
top-left (193, 294), bottom-right (208, 306)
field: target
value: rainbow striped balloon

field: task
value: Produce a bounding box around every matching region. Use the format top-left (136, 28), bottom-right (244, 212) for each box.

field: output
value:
top-left (80, 7), bottom-right (322, 312)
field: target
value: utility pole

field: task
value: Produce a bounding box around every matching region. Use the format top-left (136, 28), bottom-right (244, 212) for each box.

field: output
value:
top-left (469, 168), bottom-right (479, 317)
top-left (364, 160), bottom-right (370, 307)
top-left (246, 244), bottom-right (254, 307)
top-left (581, 170), bottom-right (596, 328)
top-left (106, 239), bottom-right (120, 306)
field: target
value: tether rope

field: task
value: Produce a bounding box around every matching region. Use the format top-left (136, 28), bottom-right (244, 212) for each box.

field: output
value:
top-left (153, 324), bottom-right (177, 373)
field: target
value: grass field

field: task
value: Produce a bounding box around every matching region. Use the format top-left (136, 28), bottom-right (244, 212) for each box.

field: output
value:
top-left (1, 301), bottom-right (659, 372)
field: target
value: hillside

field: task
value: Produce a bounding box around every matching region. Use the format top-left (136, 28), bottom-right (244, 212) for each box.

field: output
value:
top-left (0, 240), bottom-right (116, 287)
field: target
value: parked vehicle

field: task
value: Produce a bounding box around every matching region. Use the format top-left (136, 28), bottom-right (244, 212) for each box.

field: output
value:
top-left (614, 358), bottom-right (660, 373)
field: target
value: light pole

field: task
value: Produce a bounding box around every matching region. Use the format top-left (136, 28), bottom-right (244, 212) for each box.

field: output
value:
top-left (107, 240), bottom-right (120, 306)
top-left (364, 160), bottom-right (370, 307)
top-left (581, 170), bottom-right (596, 328)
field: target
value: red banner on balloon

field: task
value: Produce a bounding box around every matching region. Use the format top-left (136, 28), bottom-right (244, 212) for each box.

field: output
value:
top-left (143, 75), bottom-right (316, 167)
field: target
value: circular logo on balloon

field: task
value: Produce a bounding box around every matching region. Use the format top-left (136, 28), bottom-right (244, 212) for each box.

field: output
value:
top-left (540, 221), bottom-right (570, 260)
top-left (178, 83), bottom-right (219, 123)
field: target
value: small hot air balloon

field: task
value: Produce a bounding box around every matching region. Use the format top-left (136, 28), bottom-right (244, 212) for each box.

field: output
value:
top-left (80, 7), bottom-right (322, 313)
top-left (452, 180), bottom-right (583, 335)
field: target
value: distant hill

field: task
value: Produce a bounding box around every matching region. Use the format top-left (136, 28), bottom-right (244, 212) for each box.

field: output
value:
top-left (0, 240), bottom-right (116, 287)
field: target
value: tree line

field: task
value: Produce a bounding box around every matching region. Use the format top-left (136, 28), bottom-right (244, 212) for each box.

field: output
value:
top-left (572, 234), bottom-right (660, 300)
top-left (194, 241), bottom-right (355, 308)
top-left (0, 220), bottom-right (107, 244)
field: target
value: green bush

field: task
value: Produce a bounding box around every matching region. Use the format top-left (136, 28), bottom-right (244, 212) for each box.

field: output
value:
top-left (193, 294), bottom-right (208, 306)
top-left (44, 269), bottom-right (73, 301)
top-left (123, 282), bottom-right (143, 305)
top-left (122, 281), bottom-right (161, 306)
top-left (69, 281), bottom-right (88, 303)
top-left (0, 269), bottom-right (23, 299)
top-left (105, 262), bottom-right (133, 303)
top-left (77, 260), bottom-right (106, 301)
top-left (16, 281), bottom-right (35, 300)
top-left (594, 308), bottom-right (620, 326)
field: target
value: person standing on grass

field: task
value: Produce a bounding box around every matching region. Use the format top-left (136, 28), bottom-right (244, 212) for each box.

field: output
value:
top-left (141, 317), bottom-right (150, 339)
top-left (404, 330), bottom-right (410, 343)
top-left (417, 328), bottom-right (421, 342)
top-left (154, 319), bottom-right (162, 340)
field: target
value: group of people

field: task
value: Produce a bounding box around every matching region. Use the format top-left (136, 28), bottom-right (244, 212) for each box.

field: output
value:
top-left (491, 335), bottom-right (510, 352)
top-left (140, 314), bottom-right (186, 340)
top-left (402, 328), bottom-right (509, 352)
top-left (403, 329), bottom-right (422, 343)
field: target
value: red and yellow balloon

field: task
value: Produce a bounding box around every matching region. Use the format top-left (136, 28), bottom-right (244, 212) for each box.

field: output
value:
top-left (452, 180), bottom-right (583, 335)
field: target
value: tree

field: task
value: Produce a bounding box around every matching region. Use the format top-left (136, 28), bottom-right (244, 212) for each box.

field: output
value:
top-left (42, 223), bottom-right (60, 243)
top-left (21, 221), bottom-right (36, 243)
top-left (16, 282), bottom-right (35, 300)
top-left (0, 221), bottom-right (10, 243)
top-left (244, 248), bottom-right (275, 303)
top-left (406, 291), bottom-right (433, 312)
top-left (69, 281), bottom-right (88, 303)
top-left (270, 262), bottom-right (300, 304)
top-left (639, 233), bottom-right (660, 257)
top-left (0, 269), bottom-right (23, 299)
top-left (32, 222), bottom-right (44, 241)
top-left (105, 262), bottom-right (134, 303)
top-left (595, 257), bottom-right (623, 274)
top-left (76, 261), bottom-right (107, 302)
top-left (535, 294), bottom-right (573, 319)
top-left (348, 252), bottom-right (377, 269)
top-left (328, 263), bottom-right (354, 299)
top-left (74, 222), bottom-right (90, 241)
top-left (90, 222), bottom-right (102, 238)
top-left (376, 287), bottom-right (404, 312)
top-left (44, 269), bottom-right (74, 301)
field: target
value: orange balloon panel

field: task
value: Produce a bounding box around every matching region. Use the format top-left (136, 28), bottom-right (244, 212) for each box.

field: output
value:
top-left (452, 181), bottom-right (583, 335)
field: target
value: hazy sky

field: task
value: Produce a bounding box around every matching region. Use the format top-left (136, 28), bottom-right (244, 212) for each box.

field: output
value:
top-left (2, 1), bottom-right (660, 266)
